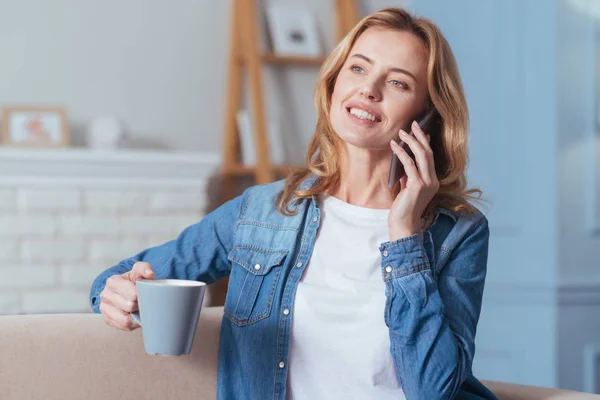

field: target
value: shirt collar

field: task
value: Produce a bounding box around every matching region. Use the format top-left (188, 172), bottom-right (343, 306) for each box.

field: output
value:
top-left (298, 174), bottom-right (319, 191)
top-left (434, 207), bottom-right (458, 223)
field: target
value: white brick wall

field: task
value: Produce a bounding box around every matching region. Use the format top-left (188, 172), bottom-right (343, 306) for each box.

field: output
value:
top-left (88, 238), bottom-right (146, 263)
top-left (0, 291), bottom-right (20, 315)
top-left (0, 189), bottom-right (17, 211)
top-left (0, 185), bottom-right (210, 315)
top-left (58, 215), bottom-right (121, 236)
top-left (148, 191), bottom-right (206, 212)
top-left (22, 290), bottom-right (92, 314)
top-left (21, 239), bottom-right (87, 262)
top-left (0, 239), bottom-right (20, 262)
top-left (59, 263), bottom-right (108, 287)
top-left (0, 267), bottom-right (57, 289)
top-left (83, 190), bottom-right (146, 213)
top-left (18, 189), bottom-right (81, 212)
top-left (0, 215), bottom-right (56, 236)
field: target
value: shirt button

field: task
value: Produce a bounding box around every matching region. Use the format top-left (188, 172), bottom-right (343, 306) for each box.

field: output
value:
top-left (283, 308), bottom-right (290, 315)
top-left (254, 264), bottom-right (261, 271)
top-left (382, 250), bottom-right (389, 257)
top-left (296, 261), bottom-right (303, 268)
top-left (385, 265), bottom-right (393, 273)
top-left (278, 361), bottom-right (285, 369)
top-left (312, 216), bottom-right (318, 223)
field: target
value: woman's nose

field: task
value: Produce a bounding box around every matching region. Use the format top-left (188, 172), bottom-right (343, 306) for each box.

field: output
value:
top-left (360, 84), bottom-right (381, 101)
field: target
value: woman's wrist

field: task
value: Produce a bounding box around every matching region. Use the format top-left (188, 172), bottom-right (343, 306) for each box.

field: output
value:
top-left (388, 220), bottom-right (422, 242)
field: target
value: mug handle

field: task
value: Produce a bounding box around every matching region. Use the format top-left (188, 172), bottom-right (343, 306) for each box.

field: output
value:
top-left (131, 311), bottom-right (142, 326)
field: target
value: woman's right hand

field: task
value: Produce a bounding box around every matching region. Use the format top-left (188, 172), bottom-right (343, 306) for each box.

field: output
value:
top-left (99, 261), bottom-right (155, 331)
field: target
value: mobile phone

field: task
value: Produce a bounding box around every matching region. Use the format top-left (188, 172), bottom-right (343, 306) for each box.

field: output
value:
top-left (387, 108), bottom-right (438, 188)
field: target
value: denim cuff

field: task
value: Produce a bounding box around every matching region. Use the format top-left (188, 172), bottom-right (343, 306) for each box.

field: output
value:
top-left (89, 275), bottom-right (110, 314)
top-left (89, 284), bottom-right (104, 314)
top-left (379, 232), bottom-right (430, 280)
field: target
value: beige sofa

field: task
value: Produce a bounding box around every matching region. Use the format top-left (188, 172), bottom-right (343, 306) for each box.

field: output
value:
top-left (1, 307), bottom-right (598, 400)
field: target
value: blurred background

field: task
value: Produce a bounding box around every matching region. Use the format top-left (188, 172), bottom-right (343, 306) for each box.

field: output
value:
top-left (0, 0), bottom-right (599, 394)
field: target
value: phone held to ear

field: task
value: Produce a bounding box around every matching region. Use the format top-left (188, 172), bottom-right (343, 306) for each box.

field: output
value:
top-left (387, 109), bottom-right (438, 189)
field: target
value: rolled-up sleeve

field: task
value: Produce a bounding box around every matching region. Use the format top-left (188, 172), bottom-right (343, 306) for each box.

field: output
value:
top-left (379, 216), bottom-right (490, 400)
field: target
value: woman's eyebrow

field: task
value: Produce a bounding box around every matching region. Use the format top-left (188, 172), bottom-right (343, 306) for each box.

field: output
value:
top-left (349, 53), bottom-right (417, 81)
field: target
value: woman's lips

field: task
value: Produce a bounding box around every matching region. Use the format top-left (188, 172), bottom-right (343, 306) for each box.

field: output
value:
top-left (344, 101), bottom-right (382, 122)
top-left (346, 107), bottom-right (381, 126)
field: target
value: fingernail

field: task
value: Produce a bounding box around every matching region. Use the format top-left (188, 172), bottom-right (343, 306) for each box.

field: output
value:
top-left (399, 130), bottom-right (407, 136)
top-left (412, 120), bottom-right (419, 128)
top-left (145, 269), bottom-right (153, 275)
top-left (390, 140), bottom-right (399, 147)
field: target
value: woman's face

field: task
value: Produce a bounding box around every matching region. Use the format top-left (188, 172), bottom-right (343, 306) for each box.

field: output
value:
top-left (330, 27), bottom-right (430, 151)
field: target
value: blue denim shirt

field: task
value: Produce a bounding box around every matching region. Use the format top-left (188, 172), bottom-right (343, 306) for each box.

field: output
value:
top-left (90, 177), bottom-right (497, 400)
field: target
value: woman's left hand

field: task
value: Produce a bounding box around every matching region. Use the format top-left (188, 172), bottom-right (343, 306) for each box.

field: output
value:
top-left (388, 120), bottom-right (440, 241)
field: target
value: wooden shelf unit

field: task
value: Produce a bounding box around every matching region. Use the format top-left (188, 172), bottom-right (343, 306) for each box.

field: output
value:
top-left (219, 0), bottom-right (360, 204)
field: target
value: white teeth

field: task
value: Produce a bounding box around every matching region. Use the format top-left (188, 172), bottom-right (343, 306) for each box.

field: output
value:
top-left (349, 108), bottom-right (377, 122)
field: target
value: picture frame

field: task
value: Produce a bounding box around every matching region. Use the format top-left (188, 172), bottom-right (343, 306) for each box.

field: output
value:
top-left (266, 5), bottom-right (321, 57)
top-left (1, 106), bottom-right (70, 148)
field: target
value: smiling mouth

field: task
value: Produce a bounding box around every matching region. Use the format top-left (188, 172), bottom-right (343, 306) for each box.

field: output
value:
top-left (346, 107), bottom-right (381, 123)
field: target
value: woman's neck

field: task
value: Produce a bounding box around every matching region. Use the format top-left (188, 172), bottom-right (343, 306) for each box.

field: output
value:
top-left (328, 147), bottom-right (394, 209)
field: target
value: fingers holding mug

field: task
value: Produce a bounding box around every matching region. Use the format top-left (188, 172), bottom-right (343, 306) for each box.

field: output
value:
top-left (99, 299), bottom-right (139, 331)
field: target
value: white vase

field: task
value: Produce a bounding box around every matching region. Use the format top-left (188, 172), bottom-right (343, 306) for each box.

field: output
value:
top-left (86, 116), bottom-right (124, 149)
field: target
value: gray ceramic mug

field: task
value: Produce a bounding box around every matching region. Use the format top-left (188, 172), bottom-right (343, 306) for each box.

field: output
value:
top-left (131, 279), bottom-right (206, 356)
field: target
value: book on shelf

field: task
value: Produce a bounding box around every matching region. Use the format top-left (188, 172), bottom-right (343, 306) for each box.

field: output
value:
top-left (235, 109), bottom-right (286, 167)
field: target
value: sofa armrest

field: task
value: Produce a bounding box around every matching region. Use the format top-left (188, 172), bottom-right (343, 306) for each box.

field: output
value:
top-left (482, 380), bottom-right (600, 400)
top-left (0, 306), bottom-right (224, 400)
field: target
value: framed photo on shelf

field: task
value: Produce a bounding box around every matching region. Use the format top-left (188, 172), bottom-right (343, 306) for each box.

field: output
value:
top-left (266, 4), bottom-right (321, 57)
top-left (1, 106), bottom-right (70, 148)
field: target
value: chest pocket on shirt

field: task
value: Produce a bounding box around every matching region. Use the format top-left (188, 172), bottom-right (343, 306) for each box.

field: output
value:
top-left (224, 246), bottom-right (287, 326)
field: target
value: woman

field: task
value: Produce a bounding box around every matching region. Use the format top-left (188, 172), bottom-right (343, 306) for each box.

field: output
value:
top-left (90, 7), bottom-right (497, 400)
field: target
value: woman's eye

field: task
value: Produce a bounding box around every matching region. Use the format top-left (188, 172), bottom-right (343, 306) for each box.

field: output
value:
top-left (351, 65), bottom-right (364, 73)
top-left (390, 80), bottom-right (407, 88)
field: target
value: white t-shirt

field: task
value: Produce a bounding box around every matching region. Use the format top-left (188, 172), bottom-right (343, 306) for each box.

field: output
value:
top-left (286, 194), bottom-right (406, 400)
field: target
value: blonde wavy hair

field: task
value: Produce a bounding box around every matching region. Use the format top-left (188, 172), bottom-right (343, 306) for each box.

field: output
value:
top-left (276, 7), bottom-right (483, 225)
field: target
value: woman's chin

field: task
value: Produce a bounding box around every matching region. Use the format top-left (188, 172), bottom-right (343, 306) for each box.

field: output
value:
top-left (339, 135), bottom-right (387, 151)
top-left (332, 122), bottom-right (389, 150)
